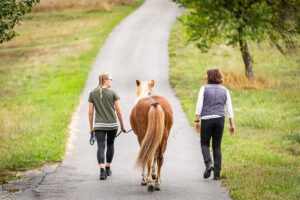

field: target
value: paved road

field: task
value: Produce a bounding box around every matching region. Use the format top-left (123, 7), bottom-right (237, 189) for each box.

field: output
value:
top-left (16, 0), bottom-right (231, 199)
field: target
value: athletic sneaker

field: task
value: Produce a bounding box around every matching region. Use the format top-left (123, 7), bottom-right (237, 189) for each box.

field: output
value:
top-left (213, 171), bottom-right (221, 180)
top-left (100, 168), bottom-right (107, 180)
top-left (203, 164), bottom-right (214, 179)
top-left (106, 166), bottom-right (112, 176)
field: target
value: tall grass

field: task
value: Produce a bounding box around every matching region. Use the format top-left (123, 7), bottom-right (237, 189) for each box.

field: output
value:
top-left (0, 1), bottom-right (144, 183)
top-left (221, 67), bottom-right (276, 89)
top-left (34, 0), bottom-right (137, 12)
top-left (169, 20), bottom-right (300, 200)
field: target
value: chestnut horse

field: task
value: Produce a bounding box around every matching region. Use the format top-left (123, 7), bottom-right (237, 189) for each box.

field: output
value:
top-left (130, 80), bottom-right (173, 192)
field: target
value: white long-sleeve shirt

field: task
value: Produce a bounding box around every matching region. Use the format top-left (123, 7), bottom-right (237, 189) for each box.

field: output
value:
top-left (195, 86), bottom-right (233, 119)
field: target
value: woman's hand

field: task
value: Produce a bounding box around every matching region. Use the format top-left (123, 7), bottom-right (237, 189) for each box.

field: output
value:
top-left (194, 115), bottom-right (200, 132)
top-left (229, 118), bottom-right (235, 136)
top-left (229, 125), bottom-right (235, 135)
top-left (194, 123), bottom-right (200, 132)
top-left (121, 125), bottom-right (126, 133)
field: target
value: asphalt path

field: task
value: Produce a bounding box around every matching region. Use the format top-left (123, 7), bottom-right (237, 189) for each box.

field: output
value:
top-left (17, 0), bottom-right (231, 199)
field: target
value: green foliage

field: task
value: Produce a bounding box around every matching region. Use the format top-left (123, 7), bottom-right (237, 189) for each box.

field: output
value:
top-left (173, 0), bottom-right (300, 54)
top-left (0, 0), bottom-right (40, 43)
top-left (169, 20), bottom-right (300, 200)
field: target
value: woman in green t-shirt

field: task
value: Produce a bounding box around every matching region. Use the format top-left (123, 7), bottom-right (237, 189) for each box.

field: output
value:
top-left (88, 72), bottom-right (126, 180)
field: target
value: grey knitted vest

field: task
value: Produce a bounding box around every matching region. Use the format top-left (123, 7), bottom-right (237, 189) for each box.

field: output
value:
top-left (201, 84), bottom-right (227, 117)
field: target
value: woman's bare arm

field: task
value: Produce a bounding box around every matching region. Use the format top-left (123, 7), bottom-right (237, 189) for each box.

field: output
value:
top-left (115, 100), bottom-right (126, 132)
top-left (89, 102), bottom-right (94, 133)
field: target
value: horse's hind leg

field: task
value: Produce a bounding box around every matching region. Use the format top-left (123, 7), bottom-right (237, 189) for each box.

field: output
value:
top-left (138, 137), bottom-right (147, 186)
top-left (155, 138), bottom-right (168, 191)
top-left (152, 154), bottom-right (158, 180)
top-left (147, 159), bottom-right (154, 192)
top-left (141, 168), bottom-right (147, 185)
top-left (155, 155), bottom-right (163, 191)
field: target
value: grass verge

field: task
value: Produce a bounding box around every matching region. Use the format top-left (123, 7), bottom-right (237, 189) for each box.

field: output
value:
top-left (169, 20), bottom-right (300, 200)
top-left (0, 1), bottom-right (143, 184)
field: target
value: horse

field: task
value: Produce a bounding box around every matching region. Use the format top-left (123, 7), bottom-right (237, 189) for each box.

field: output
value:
top-left (130, 80), bottom-right (173, 192)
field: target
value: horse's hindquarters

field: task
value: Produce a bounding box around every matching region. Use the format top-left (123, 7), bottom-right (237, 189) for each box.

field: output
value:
top-left (130, 95), bottom-right (173, 192)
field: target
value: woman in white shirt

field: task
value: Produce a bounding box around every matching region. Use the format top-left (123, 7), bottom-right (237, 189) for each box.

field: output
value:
top-left (194, 68), bottom-right (235, 180)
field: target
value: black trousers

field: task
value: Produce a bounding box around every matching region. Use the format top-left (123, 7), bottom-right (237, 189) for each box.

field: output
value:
top-left (95, 129), bottom-right (117, 165)
top-left (200, 117), bottom-right (225, 173)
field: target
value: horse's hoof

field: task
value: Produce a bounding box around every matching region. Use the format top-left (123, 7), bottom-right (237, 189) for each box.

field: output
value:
top-left (155, 182), bottom-right (160, 191)
top-left (152, 174), bottom-right (156, 180)
top-left (155, 186), bottom-right (161, 191)
top-left (141, 182), bottom-right (147, 186)
top-left (147, 184), bottom-right (154, 192)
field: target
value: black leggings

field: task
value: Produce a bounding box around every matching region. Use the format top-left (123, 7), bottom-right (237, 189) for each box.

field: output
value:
top-left (200, 117), bottom-right (225, 173)
top-left (95, 129), bottom-right (117, 165)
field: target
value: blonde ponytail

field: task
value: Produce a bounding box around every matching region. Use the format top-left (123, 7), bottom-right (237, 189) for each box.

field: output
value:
top-left (98, 72), bottom-right (110, 99)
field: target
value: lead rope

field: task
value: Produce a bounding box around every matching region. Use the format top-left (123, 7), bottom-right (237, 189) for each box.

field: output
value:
top-left (90, 129), bottom-right (133, 145)
top-left (115, 129), bottom-right (133, 138)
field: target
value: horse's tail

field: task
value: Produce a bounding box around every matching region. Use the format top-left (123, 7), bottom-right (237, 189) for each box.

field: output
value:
top-left (135, 102), bottom-right (165, 170)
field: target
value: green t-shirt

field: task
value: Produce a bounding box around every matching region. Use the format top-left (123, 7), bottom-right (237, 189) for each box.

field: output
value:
top-left (88, 87), bottom-right (120, 130)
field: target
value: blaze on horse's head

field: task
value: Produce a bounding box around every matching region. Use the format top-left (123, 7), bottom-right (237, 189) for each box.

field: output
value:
top-left (135, 80), bottom-right (154, 103)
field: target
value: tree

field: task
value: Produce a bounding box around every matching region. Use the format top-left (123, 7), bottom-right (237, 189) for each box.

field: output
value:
top-left (173, 0), bottom-right (300, 79)
top-left (0, 0), bottom-right (40, 43)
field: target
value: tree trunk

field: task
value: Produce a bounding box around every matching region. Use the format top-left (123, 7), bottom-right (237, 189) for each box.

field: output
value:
top-left (239, 40), bottom-right (254, 79)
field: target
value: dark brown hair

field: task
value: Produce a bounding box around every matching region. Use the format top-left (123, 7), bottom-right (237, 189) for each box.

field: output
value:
top-left (206, 68), bottom-right (223, 84)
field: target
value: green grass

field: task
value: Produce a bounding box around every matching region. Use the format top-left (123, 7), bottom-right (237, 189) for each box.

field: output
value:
top-left (0, 2), bottom-right (143, 182)
top-left (169, 21), bottom-right (300, 200)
